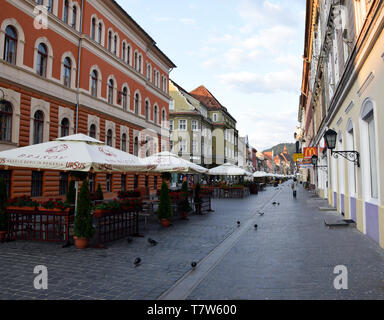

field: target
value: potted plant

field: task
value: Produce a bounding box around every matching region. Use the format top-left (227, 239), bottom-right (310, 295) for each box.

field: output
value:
top-left (179, 181), bottom-right (192, 220)
top-left (39, 198), bottom-right (71, 212)
top-left (158, 181), bottom-right (172, 227)
top-left (96, 183), bottom-right (104, 200)
top-left (73, 179), bottom-right (94, 249)
top-left (0, 179), bottom-right (8, 242)
top-left (6, 196), bottom-right (39, 210)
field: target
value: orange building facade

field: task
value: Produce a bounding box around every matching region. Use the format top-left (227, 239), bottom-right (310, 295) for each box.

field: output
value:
top-left (0, 0), bottom-right (176, 198)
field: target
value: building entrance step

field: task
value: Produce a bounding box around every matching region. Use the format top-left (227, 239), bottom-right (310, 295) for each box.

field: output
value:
top-left (324, 213), bottom-right (356, 227)
top-left (319, 207), bottom-right (337, 211)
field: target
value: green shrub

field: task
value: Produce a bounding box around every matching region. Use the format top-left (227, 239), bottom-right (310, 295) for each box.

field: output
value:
top-left (74, 179), bottom-right (94, 239)
top-left (0, 178), bottom-right (8, 231)
top-left (96, 183), bottom-right (104, 201)
top-left (179, 181), bottom-right (192, 213)
top-left (158, 181), bottom-right (172, 221)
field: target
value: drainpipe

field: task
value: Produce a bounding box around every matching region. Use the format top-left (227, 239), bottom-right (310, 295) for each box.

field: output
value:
top-left (75, 0), bottom-right (85, 134)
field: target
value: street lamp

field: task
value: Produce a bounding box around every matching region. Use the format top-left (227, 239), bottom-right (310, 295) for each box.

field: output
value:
top-left (311, 154), bottom-right (318, 166)
top-left (324, 129), bottom-right (360, 167)
top-left (311, 154), bottom-right (327, 171)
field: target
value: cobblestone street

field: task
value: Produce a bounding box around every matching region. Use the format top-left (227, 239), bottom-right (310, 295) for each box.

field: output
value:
top-left (1, 182), bottom-right (384, 300)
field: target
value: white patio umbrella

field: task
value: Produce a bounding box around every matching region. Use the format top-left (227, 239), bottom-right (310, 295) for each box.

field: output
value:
top-left (0, 134), bottom-right (152, 222)
top-left (207, 163), bottom-right (250, 176)
top-left (142, 151), bottom-right (208, 174)
top-left (0, 133), bottom-right (151, 172)
top-left (253, 171), bottom-right (268, 178)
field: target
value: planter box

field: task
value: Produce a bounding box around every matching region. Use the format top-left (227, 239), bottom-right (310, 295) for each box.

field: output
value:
top-left (6, 206), bottom-right (37, 212)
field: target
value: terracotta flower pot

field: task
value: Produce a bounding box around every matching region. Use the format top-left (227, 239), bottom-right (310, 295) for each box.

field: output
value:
top-left (0, 231), bottom-right (7, 242)
top-left (73, 236), bottom-right (89, 249)
top-left (161, 219), bottom-right (170, 227)
top-left (181, 212), bottom-right (189, 220)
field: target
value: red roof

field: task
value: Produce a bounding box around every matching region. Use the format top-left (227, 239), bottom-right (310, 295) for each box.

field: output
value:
top-left (190, 85), bottom-right (226, 111)
top-left (263, 151), bottom-right (273, 160)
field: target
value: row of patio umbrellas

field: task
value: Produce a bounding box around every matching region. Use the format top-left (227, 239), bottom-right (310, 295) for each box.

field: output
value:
top-left (253, 171), bottom-right (293, 179)
top-left (0, 134), bottom-right (294, 179)
top-left (0, 134), bottom-right (255, 176)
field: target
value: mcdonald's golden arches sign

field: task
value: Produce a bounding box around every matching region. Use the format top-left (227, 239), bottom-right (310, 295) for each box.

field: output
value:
top-left (303, 147), bottom-right (318, 159)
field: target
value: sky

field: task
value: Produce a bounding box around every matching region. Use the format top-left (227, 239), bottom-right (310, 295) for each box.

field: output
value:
top-left (116, 0), bottom-right (306, 151)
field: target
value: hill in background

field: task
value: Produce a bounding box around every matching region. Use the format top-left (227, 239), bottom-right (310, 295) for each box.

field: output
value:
top-left (263, 143), bottom-right (296, 157)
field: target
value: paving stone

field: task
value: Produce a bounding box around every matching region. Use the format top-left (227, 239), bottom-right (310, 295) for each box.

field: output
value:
top-left (1, 183), bottom-right (384, 300)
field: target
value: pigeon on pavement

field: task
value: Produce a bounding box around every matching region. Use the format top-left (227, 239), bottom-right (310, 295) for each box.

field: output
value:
top-left (134, 257), bottom-right (141, 267)
top-left (148, 238), bottom-right (158, 246)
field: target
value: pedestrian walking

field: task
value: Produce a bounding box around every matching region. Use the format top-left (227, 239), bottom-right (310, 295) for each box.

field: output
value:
top-left (292, 178), bottom-right (298, 198)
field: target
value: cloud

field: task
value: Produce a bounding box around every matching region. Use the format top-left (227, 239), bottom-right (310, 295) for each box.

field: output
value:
top-left (218, 70), bottom-right (300, 94)
top-left (237, 110), bottom-right (299, 150)
top-left (179, 18), bottom-right (196, 25)
top-left (238, 0), bottom-right (303, 32)
top-left (241, 25), bottom-right (296, 53)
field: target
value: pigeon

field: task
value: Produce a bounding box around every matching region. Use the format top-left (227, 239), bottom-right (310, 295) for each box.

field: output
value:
top-left (237, 221), bottom-right (241, 227)
top-left (148, 238), bottom-right (158, 246)
top-left (258, 211), bottom-right (264, 216)
top-left (272, 201), bottom-right (277, 206)
top-left (191, 262), bottom-right (197, 268)
top-left (134, 257), bottom-right (141, 267)
top-left (254, 224), bottom-right (258, 229)
top-left (277, 202), bottom-right (280, 206)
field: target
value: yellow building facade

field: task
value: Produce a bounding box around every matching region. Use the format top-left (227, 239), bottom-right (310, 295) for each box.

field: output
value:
top-left (299, 0), bottom-right (384, 247)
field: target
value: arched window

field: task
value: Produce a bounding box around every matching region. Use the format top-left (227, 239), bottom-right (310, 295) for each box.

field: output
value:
top-left (146, 136), bottom-right (150, 157)
top-left (121, 133), bottom-right (127, 152)
top-left (134, 52), bottom-right (138, 70)
top-left (33, 110), bottom-right (44, 144)
top-left (154, 106), bottom-right (158, 124)
top-left (347, 120), bottom-right (356, 196)
top-left (98, 23), bottom-right (102, 44)
top-left (36, 43), bottom-right (48, 77)
top-left (4, 26), bottom-right (17, 65)
top-left (134, 93), bottom-right (139, 115)
top-left (122, 87), bottom-right (127, 110)
top-left (60, 118), bottom-right (70, 137)
top-left (63, 57), bottom-right (71, 87)
top-left (72, 5), bottom-right (77, 29)
top-left (113, 35), bottom-right (117, 55)
top-left (134, 137), bottom-right (138, 156)
top-left (362, 101), bottom-right (378, 199)
top-left (91, 70), bottom-right (98, 97)
top-left (63, 0), bottom-right (69, 23)
top-left (122, 42), bottom-right (126, 61)
top-left (145, 100), bottom-right (149, 121)
top-left (91, 18), bottom-right (96, 40)
top-left (89, 124), bottom-right (96, 138)
top-left (108, 31), bottom-right (112, 51)
top-left (146, 64), bottom-right (151, 80)
top-left (138, 55), bottom-right (142, 73)
top-left (127, 45), bottom-right (131, 65)
top-left (106, 129), bottom-right (113, 146)
top-left (108, 79), bottom-right (114, 104)
top-left (162, 109), bottom-right (166, 126)
top-left (47, 0), bottom-right (54, 13)
top-left (0, 101), bottom-right (12, 141)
